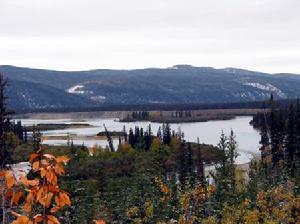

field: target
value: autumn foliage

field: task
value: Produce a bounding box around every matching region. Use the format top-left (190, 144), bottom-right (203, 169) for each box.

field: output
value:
top-left (1, 147), bottom-right (71, 224)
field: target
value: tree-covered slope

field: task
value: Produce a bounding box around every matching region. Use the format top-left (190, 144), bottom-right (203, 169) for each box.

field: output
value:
top-left (1, 65), bottom-right (300, 110)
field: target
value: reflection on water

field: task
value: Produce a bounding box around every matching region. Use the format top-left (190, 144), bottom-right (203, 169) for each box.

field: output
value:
top-left (21, 116), bottom-right (260, 164)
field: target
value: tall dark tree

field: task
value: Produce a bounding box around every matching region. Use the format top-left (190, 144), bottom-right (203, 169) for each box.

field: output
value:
top-left (286, 104), bottom-right (296, 175)
top-left (177, 142), bottom-right (188, 186)
top-left (259, 113), bottom-right (270, 161)
top-left (196, 138), bottom-right (205, 186)
top-left (270, 106), bottom-right (282, 169)
top-left (70, 139), bottom-right (77, 157)
top-left (163, 123), bottom-right (171, 145)
top-left (24, 128), bottom-right (28, 143)
top-left (128, 128), bottom-right (134, 147)
top-left (187, 142), bottom-right (195, 187)
top-left (15, 120), bottom-right (24, 142)
top-left (296, 99), bottom-right (300, 162)
top-left (227, 130), bottom-right (238, 194)
top-left (0, 73), bottom-right (12, 167)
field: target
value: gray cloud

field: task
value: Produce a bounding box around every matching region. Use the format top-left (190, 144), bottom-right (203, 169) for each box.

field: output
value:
top-left (0, 0), bottom-right (299, 73)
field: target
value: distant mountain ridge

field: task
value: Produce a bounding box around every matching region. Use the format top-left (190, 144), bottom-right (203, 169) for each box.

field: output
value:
top-left (1, 65), bottom-right (300, 110)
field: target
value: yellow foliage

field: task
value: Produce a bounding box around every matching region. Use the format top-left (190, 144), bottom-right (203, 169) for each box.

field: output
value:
top-left (150, 138), bottom-right (164, 152)
top-left (154, 177), bottom-right (171, 202)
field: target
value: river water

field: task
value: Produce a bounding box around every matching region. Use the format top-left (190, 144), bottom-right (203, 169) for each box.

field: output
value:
top-left (21, 116), bottom-right (260, 164)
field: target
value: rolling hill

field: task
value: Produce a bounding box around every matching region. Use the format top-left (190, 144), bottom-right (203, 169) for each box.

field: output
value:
top-left (1, 65), bottom-right (300, 110)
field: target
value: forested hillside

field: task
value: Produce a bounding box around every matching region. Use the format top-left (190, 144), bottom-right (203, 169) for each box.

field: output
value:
top-left (1, 65), bottom-right (300, 110)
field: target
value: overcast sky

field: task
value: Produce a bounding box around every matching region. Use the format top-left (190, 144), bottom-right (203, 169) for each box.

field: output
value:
top-left (0, 0), bottom-right (299, 73)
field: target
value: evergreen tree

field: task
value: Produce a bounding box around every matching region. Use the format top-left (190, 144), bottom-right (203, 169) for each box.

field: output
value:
top-left (177, 142), bottom-right (188, 187)
top-left (24, 128), bottom-right (28, 143)
top-left (295, 99), bottom-right (300, 162)
top-left (286, 104), bottom-right (296, 176)
top-left (163, 123), bottom-right (171, 145)
top-left (128, 128), bottom-right (135, 147)
top-left (0, 73), bottom-right (13, 167)
top-left (196, 138), bottom-right (205, 186)
top-left (15, 120), bottom-right (24, 142)
top-left (247, 160), bottom-right (260, 200)
top-left (218, 131), bottom-right (227, 169)
top-left (187, 142), bottom-right (195, 187)
top-left (70, 139), bottom-right (76, 157)
top-left (270, 106), bottom-right (284, 170)
top-left (144, 124), bottom-right (152, 150)
top-left (214, 132), bottom-right (235, 205)
top-left (259, 113), bottom-right (270, 161)
top-left (227, 130), bottom-right (238, 194)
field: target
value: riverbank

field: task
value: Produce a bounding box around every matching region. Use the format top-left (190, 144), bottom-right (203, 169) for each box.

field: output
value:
top-left (25, 123), bottom-right (92, 131)
top-left (15, 108), bottom-right (264, 123)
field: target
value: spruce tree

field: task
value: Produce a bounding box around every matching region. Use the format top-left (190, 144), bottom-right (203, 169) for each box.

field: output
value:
top-left (270, 106), bottom-right (280, 169)
top-left (296, 99), bottom-right (300, 162)
top-left (259, 114), bottom-right (270, 161)
top-left (177, 142), bottom-right (188, 187)
top-left (196, 138), bottom-right (205, 186)
top-left (214, 132), bottom-right (232, 205)
top-left (24, 128), bottom-right (28, 143)
top-left (227, 130), bottom-right (238, 194)
top-left (128, 128), bottom-right (134, 147)
top-left (286, 104), bottom-right (296, 176)
top-left (70, 139), bottom-right (77, 157)
top-left (163, 123), bottom-right (171, 145)
top-left (0, 73), bottom-right (12, 168)
top-left (187, 142), bottom-right (195, 187)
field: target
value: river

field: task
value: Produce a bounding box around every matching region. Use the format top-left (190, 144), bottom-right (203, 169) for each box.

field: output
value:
top-left (20, 116), bottom-right (260, 164)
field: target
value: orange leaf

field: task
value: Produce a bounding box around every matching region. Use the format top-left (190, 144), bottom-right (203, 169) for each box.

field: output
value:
top-left (0, 170), bottom-right (6, 178)
top-left (40, 167), bottom-right (47, 177)
top-left (33, 214), bottom-right (44, 223)
top-left (23, 201), bottom-right (32, 213)
top-left (54, 164), bottom-right (65, 176)
top-left (59, 192), bottom-right (71, 207)
top-left (12, 215), bottom-right (32, 224)
top-left (94, 220), bottom-right (106, 224)
top-left (56, 156), bottom-right (70, 164)
top-left (20, 176), bottom-right (39, 186)
top-left (47, 215), bottom-right (60, 224)
top-left (36, 187), bottom-right (47, 206)
top-left (29, 153), bottom-right (39, 162)
top-left (50, 206), bottom-right (60, 214)
top-left (5, 171), bottom-right (16, 188)
top-left (11, 191), bottom-right (23, 205)
top-left (55, 195), bottom-right (61, 207)
top-left (48, 185), bottom-right (59, 193)
top-left (46, 170), bottom-right (57, 185)
top-left (45, 192), bottom-right (54, 208)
